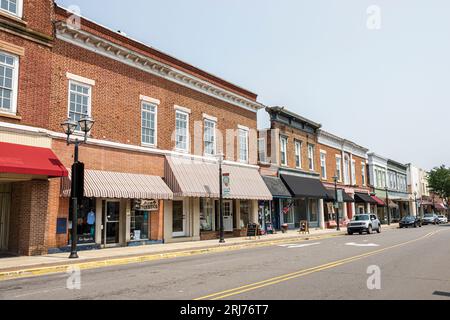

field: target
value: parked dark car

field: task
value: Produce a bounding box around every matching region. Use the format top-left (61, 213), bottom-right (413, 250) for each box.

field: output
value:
top-left (399, 216), bottom-right (422, 228)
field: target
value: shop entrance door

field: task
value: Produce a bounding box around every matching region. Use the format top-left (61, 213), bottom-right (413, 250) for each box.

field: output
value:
top-left (103, 201), bottom-right (120, 245)
top-left (172, 200), bottom-right (186, 237)
top-left (223, 200), bottom-right (233, 232)
top-left (0, 184), bottom-right (11, 252)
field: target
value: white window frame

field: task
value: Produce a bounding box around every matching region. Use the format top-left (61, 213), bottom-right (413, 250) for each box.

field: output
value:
top-left (258, 138), bottom-right (266, 163)
top-left (280, 136), bottom-right (288, 167)
top-left (0, 0), bottom-right (23, 18)
top-left (67, 79), bottom-right (92, 133)
top-left (320, 151), bottom-right (327, 180)
top-left (203, 118), bottom-right (217, 157)
top-left (335, 156), bottom-right (342, 182)
top-left (307, 144), bottom-right (315, 171)
top-left (295, 141), bottom-right (302, 169)
top-left (351, 160), bottom-right (356, 185)
top-left (175, 110), bottom-right (190, 153)
top-left (0, 51), bottom-right (19, 115)
top-left (361, 162), bottom-right (366, 186)
top-left (141, 100), bottom-right (158, 147)
top-left (238, 127), bottom-right (249, 163)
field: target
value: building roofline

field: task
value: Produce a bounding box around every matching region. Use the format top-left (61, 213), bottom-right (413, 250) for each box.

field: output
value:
top-left (266, 106), bottom-right (322, 129)
top-left (318, 129), bottom-right (369, 153)
top-left (55, 5), bottom-right (259, 101)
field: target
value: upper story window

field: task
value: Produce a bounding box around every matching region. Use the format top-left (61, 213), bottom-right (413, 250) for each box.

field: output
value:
top-left (295, 141), bottom-right (302, 168)
top-left (0, 0), bottom-right (22, 17)
top-left (258, 138), bottom-right (266, 163)
top-left (175, 110), bottom-right (189, 152)
top-left (351, 160), bottom-right (356, 185)
top-left (141, 101), bottom-right (157, 146)
top-left (0, 51), bottom-right (18, 115)
top-left (361, 163), bottom-right (366, 186)
top-left (204, 119), bottom-right (216, 156)
top-left (68, 80), bottom-right (91, 131)
top-left (238, 128), bottom-right (249, 163)
top-left (320, 151), bottom-right (327, 179)
top-left (307, 144), bottom-right (315, 171)
top-left (280, 136), bottom-right (287, 166)
top-left (344, 155), bottom-right (350, 185)
top-left (336, 156), bottom-right (342, 182)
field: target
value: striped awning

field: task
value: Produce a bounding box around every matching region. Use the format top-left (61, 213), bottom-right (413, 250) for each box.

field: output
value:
top-left (61, 169), bottom-right (173, 200)
top-left (165, 156), bottom-right (272, 200)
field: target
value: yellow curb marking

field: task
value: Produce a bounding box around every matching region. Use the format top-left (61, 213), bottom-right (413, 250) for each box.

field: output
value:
top-left (0, 232), bottom-right (345, 282)
top-left (195, 229), bottom-right (444, 300)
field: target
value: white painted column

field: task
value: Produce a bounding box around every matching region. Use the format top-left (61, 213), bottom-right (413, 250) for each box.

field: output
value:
top-left (319, 199), bottom-right (325, 229)
top-left (192, 198), bottom-right (200, 241)
top-left (163, 200), bottom-right (173, 243)
top-left (343, 202), bottom-right (348, 220)
top-left (351, 202), bottom-right (356, 217)
top-left (95, 198), bottom-right (102, 245)
top-left (367, 203), bottom-right (371, 214)
top-left (125, 199), bottom-right (131, 243)
top-left (251, 200), bottom-right (259, 224)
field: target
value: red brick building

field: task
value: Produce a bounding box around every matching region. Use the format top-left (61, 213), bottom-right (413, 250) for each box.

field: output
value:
top-left (317, 130), bottom-right (374, 228)
top-left (0, 1), bottom-right (271, 256)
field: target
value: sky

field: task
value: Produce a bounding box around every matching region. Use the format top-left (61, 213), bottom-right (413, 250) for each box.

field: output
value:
top-left (56, 0), bottom-right (450, 170)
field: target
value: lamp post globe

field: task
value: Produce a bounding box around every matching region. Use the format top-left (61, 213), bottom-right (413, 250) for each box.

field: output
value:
top-left (62, 115), bottom-right (95, 259)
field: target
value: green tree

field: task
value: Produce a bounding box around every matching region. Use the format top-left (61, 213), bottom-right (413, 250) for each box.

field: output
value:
top-left (428, 165), bottom-right (450, 202)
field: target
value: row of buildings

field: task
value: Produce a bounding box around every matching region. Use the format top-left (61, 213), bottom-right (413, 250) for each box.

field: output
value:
top-left (0, 1), bottom-right (446, 256)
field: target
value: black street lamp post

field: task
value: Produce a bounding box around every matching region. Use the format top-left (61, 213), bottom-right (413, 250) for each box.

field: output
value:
top-left (333, 175), bottom-right (340, 231)
top-left (414, 192), bottom-right (418, 218)
top-left (217, 153), bottom-right (225, 244)
top-left (385, 186), bottom-right (391, 226)
top-left (61, 116), bottom-right (95, 259)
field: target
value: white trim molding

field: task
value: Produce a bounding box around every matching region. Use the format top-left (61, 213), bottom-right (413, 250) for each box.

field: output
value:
top-left (237, 124), bottom-right (250, 131)
top-left (202, 113), bottom-right (218, 122)
top-left (66, 72), bottom-right (96, 86)
top-left (140, 95), bottom-right (160, 105)
top-left (174, 105), bottom-right (192, 114)
top-left (55, 21), bottom-right (264, 113)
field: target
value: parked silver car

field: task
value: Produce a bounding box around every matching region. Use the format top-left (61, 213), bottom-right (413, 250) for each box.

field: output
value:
top-left (437, 215), bottom-right (448, 224)
top-left (347, 214), bottom-right (381, 235)
top-left (422, 213), bottom-right (439, 225)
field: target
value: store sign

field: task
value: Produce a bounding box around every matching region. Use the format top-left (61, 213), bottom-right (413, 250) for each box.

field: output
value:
top-left (222, 173), bottom-right (231, 196)
top-left (134, 199), bottom-right (159, 211)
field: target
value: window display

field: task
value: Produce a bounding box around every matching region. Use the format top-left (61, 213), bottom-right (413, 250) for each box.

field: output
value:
top-left (240, 200), bottom-right (250, 228)
top-left (69, 198), bottom-right (96, 244)
top-left (200, 199), bottom-right (214, 231)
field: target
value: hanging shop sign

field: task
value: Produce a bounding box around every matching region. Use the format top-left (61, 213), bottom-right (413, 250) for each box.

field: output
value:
top-left (337, 190), bottom-right (344, 203)
top-left (222, 173), bottom-right (231, 196)
top-left (133, 199), bottom-right (159, 211)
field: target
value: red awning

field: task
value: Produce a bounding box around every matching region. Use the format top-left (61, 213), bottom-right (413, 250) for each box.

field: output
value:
top-left (371, 195), bottom-right (386, 207)
top-left (0, 142), bottom-right (68, 177)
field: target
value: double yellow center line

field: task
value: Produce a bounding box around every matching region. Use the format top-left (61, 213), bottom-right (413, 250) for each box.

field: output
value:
top-left (195, 230), bottom-right (442, 300)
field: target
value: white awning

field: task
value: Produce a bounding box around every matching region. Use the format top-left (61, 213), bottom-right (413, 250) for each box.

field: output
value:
top-left (164, 156), bottom-right (272, 200)
top-left (61, 169), bottom-right (173, 200)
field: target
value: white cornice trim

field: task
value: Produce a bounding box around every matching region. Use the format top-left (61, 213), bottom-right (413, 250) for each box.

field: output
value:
top-left (55, 22), bottom-right (264, 114)
top-left (0, 121), bottom-right (258, 169)
top-left (174, 105), bottom-right (192, 114)
top-left (140, 95), bottom-right (160, 105)
top-left (66, 72), bottom-right (96, 86)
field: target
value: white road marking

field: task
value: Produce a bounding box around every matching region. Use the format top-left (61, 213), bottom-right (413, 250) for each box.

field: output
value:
top-left (345, 242), bottom-right (380, 247)
top-left (278, 242), bottom-right (321, 249)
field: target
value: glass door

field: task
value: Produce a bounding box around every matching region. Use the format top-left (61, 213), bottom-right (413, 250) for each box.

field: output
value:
top-left (172, 201), bottom-right (186, 237)
top-left (103, 201), bottom-right (120, 245)
top-left (223, 200), bottom-right (234, 232)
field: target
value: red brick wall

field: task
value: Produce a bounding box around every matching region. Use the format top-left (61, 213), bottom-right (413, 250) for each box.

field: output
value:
top-left (271, 121), bottom-right (321, 175)
top-left (8, 180), bottom-right (50, 256)
top-left (50, 40), bottom-right (258, 164)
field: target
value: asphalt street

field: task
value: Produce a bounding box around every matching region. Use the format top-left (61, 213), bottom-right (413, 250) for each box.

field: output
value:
top-left (0, 224), bottom-right (449, 300)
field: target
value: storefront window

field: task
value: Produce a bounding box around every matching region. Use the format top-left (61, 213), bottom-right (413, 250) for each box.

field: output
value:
top-left (70, 198), bottom-right (96, 244)
top-left (240, 200), bottom-right (250, 228)
top-left (200, 198), bottom-right (214, 231)
top-left (130, 210), bottom-right (149, 241)
top-left (282, 199), bottom-right (295, 224)
top-left (309, 200), bottom-right (318, 223)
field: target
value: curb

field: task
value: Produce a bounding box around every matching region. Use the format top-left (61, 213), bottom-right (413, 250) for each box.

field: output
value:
top-left (0, 232), bottom-right (346, 282)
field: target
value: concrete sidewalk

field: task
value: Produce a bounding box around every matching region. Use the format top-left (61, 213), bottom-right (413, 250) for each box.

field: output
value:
top-left (0, 224), bottom-right (399, 279)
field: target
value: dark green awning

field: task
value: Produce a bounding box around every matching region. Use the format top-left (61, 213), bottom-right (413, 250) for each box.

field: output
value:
top-left (262, 176), bottom-right (292, 199)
